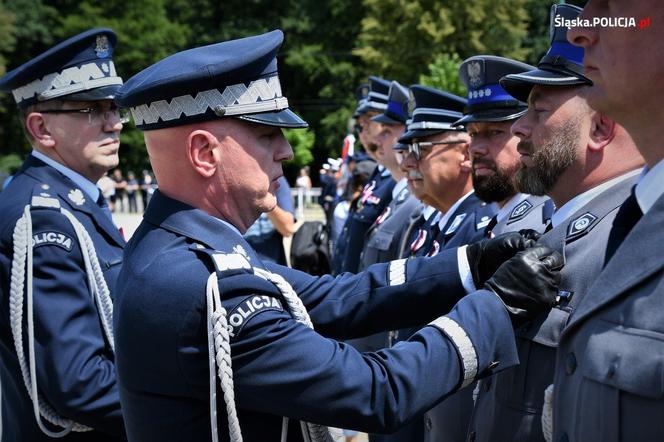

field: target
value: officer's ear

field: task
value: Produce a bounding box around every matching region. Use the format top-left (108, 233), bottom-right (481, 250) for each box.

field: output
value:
top-left (187, 129), bottom-right (219, 178)
top-left (587, 112), bottom-right (616, 153)
top-left (458, 136), bottom-right (473, 172)
top-left (25, 112), bottom-right (56, 148)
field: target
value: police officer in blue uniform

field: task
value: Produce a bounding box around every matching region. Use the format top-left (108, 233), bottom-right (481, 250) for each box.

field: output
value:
top-left (455, 55), bottom-right (552, 239)
top-left (113, 30), bottom-right (564, 442)
top-left (334, 76), bottom-right (396, 274)
top-left (360, 81), bottom-right (414, 270)
top-left (464, 5), bottom-right (646, 441)
top-left (549, 1), bottom-right (664, 440)
top-left (0, 29), bottom-right (128, 441)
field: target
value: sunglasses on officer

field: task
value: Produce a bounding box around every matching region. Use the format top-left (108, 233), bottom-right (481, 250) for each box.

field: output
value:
top-left (39, 103), bottom-right (131, 126)
top-left (407, 139), bottom-right (467, 161)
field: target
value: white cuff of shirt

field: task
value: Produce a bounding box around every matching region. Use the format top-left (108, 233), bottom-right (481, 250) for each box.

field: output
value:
top-left (457, 245), bottom-right (477, 294)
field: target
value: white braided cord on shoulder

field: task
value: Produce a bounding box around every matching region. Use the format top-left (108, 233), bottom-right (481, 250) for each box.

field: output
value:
top-left (542, 383), bottom-right (554, 442)
top-left (252, 268), bottom-right (336, 442)
top-left (206, 273), bottom-right (243, 442)
top-left (205, 262), bottom-right (339, 442)
top-left (8, 204), bottom-right (115, 437)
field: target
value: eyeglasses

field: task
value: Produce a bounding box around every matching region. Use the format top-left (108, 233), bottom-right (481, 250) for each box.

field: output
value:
top-left (39, 105), bottom-right (131, 126)
top-left (407, 139), bottom-right (467, 161)
top-left (354, 123), bottom-right (363, 134)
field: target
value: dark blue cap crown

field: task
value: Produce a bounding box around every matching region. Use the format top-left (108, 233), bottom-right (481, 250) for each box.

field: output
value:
top-left (372, 81), bottom-right (409, 125)
top-left (115, 30), bottom-right (307, 130)
top-left (454, 55), bottom-right (534, 126)
top-left (399, 85), bottom-right (467, 143)
top-left (500, 4), bottom-right (591, 102)
top-left (356, 76), bottom-right (390, 115)
top-left (0, 28), bottom-right (122, 108)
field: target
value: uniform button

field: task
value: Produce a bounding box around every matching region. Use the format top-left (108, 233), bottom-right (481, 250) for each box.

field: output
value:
top-left (468, 430), bottom-right (476, 442)
top-left (559, 433), bottom-right (569, 442)
top-left (483, 377), bottom-right (492, 391)
top-left (607, 362), bottom-right (617, 378)
top-left (565, 353), bottom-right (576, 375)
top-left (425, 416), bottom-right (433, 430)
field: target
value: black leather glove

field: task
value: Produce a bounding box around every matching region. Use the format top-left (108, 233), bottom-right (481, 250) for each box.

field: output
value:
top-left (519, 228), bottom-right (542, 242)
top-left (465, 232), bottom-right (537, 287)
top-left (485, 246), bottom-right (564, 327)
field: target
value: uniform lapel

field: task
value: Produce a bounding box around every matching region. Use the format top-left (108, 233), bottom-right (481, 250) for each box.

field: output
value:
top-left (564, 191), bottom-right (664, 332)
top-left (23, 156), bottom-right (126, 247)
top-left (58, 188), bottom-right (127, 247)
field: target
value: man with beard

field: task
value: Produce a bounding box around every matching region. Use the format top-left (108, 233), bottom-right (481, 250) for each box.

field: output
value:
top-left (0, 29), bottom-right (128, 440)
top-left (546, 1), bottom-right (664, 440)
top-left (463, 5), bottom-right (644, 442)
top-left (413, 55), bottom-right (555, 442)
top-left (332, 76), bottom-right (396, 274)
top-left (456, 55), bottom-right (553, 239)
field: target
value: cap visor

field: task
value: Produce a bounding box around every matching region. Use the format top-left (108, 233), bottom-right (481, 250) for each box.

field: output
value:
top-left (399, 128), bottom-right (452, 143)
top-left (371, 113), bottom-right (404, 125)
top-left (237, 108), bottom-right (308, 129)
top-left (501, 69), bottom-right (589, 102)
top-left (64, 84), bottom-right (122, 102)
top-left (453, 108), bottom-right (527, 127)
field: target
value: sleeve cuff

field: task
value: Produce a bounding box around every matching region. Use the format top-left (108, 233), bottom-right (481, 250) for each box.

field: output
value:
top-left (457, 245), bottom-right (477, 294)
top-left (429, 316), bottom-right (479, 389)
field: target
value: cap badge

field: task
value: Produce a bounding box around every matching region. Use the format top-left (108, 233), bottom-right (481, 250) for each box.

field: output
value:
top-left (68, 189), bottom-right (86, 206)
top-left (95, 34), bottom-right (110, 58)
top-left (467, 61), bottom-right (483, 89)
top-left (407, 89), bottom-right (416, 116)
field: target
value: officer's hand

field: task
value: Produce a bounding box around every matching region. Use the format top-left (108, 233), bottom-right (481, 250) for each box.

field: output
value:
top-left (466, 232), bottom-right (537, 287)
top-left (484, 246), bottom-right (564, 327)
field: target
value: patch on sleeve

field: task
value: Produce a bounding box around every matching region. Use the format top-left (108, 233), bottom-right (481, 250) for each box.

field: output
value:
top-left (32, 231), bottom-right (73, 252)
top-left (227, 295), bottom-right (284, 338)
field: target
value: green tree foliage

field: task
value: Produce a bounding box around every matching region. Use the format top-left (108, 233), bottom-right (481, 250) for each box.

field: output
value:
top-left (0, 2), bottom-right (16, 77)
top-left (354, 0), bottom-right (533, 84)
top-left (0, 0), bottom-right (566, 182)
top-left (284, 128), bottom-right (315, 168)
top-left (418, 53), bottom-right (466, 97)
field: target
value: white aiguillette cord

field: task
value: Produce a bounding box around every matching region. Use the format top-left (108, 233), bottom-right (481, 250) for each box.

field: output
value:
top-left (205, 261), bottom-right (337, 442)
top-left (9, 202), bottom-right (114, 437)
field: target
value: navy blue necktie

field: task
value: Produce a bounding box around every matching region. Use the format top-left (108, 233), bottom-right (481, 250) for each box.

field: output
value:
top-left (605, 188), bottom-right (642, 263)
top-left (97, 192), bottom-right (114, 221)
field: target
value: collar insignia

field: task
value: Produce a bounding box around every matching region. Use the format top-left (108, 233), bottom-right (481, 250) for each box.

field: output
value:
top-left (509, 199), bottom-right (534, 222)
top-left (567, 212), bottom-right (598, 240)
top-left (445, 213), bottom-right (467, 235)
top-left (68, 189), bottom-right (86, 206)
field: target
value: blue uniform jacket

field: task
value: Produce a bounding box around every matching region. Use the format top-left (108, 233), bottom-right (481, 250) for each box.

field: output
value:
top-left (426, 192), bottom-right (498, 257)
top-left (335, 168), bottom-right (396, 274)
top-left (0, 156), bottom-right (126, 441)
top-left (114, 191), bottom-right (519, 442)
